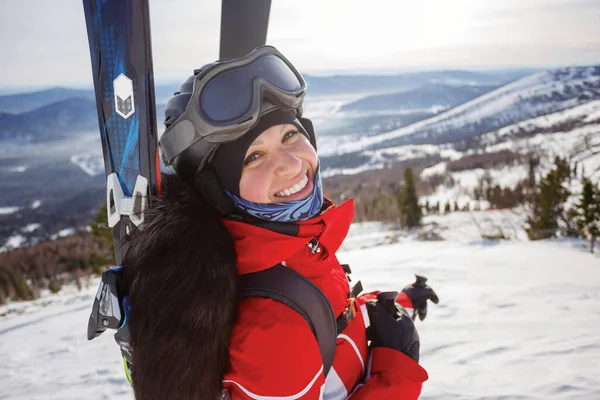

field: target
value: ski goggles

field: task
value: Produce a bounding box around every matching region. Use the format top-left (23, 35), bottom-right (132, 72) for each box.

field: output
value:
top-left (159, 46), bottom-right (307, 171)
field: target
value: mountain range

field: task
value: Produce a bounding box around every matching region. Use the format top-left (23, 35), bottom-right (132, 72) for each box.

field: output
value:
top-left (1, 66), bottom-right (599, 249)
top-left (319, 65), bottom-right (600, 170)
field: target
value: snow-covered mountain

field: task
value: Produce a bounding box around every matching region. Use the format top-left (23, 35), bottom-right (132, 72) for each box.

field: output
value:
top-left (339, 83), bottom-right (498, 113)
top-left (1, 67), bottom-right (597, 249)
top-left (322, 66), bottom-right (600, 158)
top-left (302, 69), bottom-right (531, 96)
top-left (320, 98), bottom-right (600, 180)
top-left (0, 98), bottom-right (98, 142)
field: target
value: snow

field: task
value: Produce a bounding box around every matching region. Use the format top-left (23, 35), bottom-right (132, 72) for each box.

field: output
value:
top-left (50, 228), bottom-right (76, 240)
top-left (322, 162), bottom-right (386, 178)
top-left (421, 162), bottom-right (448, 178)
top-left (407, 99), bottom-right (600, 211)
top-left (7, 166), bottom-right (28, 173)
top-left (492, 99), bottom-right (600, 137)
top-left (422, 164), bottom-right (531, 209)
top-left (321, 67), bottom-right (600, 156)
top-left (1, 234), bottom-right (27, 251)
top-left (0, 279), bottom-right (131, 400)
top-left (71, 153), bottom-right (104, 177)
top-left (1, 212), bottom-right (599, 399)
top-left (320, 95), bottom-right (600, 181)
top-left (31, 200), bottom-right (42, 209)
top-left (367, 144), bottom-right (463, 162)
top-left (21, 223), bottom-right (41, 233)
top-left (0, 206), bottom-right (20, 215)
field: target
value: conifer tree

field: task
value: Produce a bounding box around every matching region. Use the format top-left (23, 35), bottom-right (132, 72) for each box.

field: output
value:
top-left (528, 155), bottom-right (539, 189)
top-left (398, 168), bottom-right (422, 228)
top-left (526, 157), bottom-right (571, 240)
top-left (571, 178), bottom-right (600, 253)
top-left (454, 201), bottom-right (459, 212)
top-left (444, 202), bottom-right (451, 214)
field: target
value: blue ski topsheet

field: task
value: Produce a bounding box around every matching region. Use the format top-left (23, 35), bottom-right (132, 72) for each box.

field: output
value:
top-left (83, 0), bottom-right (158, 198)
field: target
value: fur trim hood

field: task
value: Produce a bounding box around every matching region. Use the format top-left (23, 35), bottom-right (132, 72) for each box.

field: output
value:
top-left (122, 173), bottom-right (238, 400)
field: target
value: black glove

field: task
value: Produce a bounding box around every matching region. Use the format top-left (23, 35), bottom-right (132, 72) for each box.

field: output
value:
top-left (366, 291), bottom-right (420, 362)
top-left (402, 275), bottom-right (439, 321)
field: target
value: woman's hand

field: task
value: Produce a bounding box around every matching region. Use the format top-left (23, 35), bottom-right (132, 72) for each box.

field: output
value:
top-left (366, 292), bottom-right (420, 363)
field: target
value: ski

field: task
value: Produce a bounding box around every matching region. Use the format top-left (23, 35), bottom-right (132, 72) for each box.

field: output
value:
top-left (81, 0), bottom-right (272, 384)
top-left (81, 0), bottom-right (159, 342)
top-left (220, 0), bottom-right (272, 59)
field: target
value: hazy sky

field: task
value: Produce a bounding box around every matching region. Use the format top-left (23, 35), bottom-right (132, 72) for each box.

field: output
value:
top-left (0, 0), bottom-right (599, 88)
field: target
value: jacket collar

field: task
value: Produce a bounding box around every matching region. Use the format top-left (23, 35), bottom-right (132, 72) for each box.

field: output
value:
top-left (223, 199), bottom-right (354, 274)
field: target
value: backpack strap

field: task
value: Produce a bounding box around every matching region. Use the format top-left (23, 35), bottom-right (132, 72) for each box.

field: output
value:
top-left (238, 264), bottom-right (337, 378)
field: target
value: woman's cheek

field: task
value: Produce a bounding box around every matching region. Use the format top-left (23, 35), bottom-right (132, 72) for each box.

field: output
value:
top-left (240, 168), bottom-right (272, 203)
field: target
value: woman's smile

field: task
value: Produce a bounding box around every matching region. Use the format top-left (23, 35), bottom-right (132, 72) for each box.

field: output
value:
top-left (273, 171), bottom-right (314, 201)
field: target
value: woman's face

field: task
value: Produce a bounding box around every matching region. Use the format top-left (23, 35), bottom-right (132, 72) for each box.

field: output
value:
top-left (239, 123), bottom-right (318, 203)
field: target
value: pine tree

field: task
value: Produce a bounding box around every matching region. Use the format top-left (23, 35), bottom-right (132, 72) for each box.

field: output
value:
top-left (453, 201), bottom-right (459, 212)
top-left (444, 202), bottom-right (451, 214)
top-left (398, 168), bottom-right (422, 228)
top-left (526, 157), bottom-right (571, 240)
top-left (571, 178), bottom-right (600, 253)
top-left (527, 155), bottom-right (540, 203)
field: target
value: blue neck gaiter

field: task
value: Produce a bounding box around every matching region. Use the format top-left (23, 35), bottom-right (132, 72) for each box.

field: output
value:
top-left (226, 166), bottom-right (324, 222)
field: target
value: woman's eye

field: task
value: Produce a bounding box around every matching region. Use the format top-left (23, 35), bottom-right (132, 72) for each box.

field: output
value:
top-left (283, 130), bottom-right (298, 142)
top-left (244, 153), bottom-right (260, 166)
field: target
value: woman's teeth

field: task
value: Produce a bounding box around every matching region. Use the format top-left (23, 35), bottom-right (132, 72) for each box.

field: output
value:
top-left (276, 175), bottom-right (309, 197)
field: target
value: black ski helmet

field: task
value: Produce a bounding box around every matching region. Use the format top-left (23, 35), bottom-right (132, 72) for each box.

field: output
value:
top-left (160, 46), bottom-right (317, 182)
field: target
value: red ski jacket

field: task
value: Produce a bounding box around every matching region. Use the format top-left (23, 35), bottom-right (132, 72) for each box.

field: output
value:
top-left (221, 199), bottom-right (428, 399)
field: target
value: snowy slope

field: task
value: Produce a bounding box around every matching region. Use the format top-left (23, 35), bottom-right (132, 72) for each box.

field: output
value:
top-left (418, 100), bottom-right (600, 207)
top-left (323, 98), bottom-right (600, 187)
top-left (1, 215), bottom-right (599, 400)
top-left (322, 66), bottom-right (600, 157)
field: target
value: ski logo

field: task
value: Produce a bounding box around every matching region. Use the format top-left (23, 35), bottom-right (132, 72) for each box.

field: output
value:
top-left (113, 74), bottom-right (135, 119)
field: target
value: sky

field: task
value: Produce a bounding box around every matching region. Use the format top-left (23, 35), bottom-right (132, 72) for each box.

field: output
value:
top-left (0, 0), bottom-right (599, 89)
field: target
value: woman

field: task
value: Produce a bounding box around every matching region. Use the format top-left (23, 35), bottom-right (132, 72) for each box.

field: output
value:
top-left (122, 46), bottom-right (437, 400)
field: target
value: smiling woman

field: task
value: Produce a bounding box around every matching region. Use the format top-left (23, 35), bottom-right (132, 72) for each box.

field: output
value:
top-left (121, 45), bottom-right (436, 400)
top-left (239, 124), bottom-right (317, 203)
top-left (209, 113), bottom-right (323, 221)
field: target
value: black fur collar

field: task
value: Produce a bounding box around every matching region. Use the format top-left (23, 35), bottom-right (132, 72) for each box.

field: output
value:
top-left (122, 173), bottom-right (238, 399)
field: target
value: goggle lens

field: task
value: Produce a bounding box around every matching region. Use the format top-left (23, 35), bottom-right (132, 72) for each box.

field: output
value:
top-left (201, 54), bottom-right (302, 122)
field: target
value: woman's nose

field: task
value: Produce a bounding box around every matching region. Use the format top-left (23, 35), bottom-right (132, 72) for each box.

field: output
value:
top-left (273, 148), bottom-right (302, 177)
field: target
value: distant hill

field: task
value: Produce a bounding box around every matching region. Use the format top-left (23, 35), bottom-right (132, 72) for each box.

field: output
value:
top-left (0, 88), bottom-right (94, 114)
top-left (304, 69), bottom-right (533, 96)
top-left (340, 83), bottom-right (499, 113)
top-left (0, 97), bottom-right (98, 142)
top-left (0, 98), bottom-right (168, 143)
top-left (328, 65), bottom-right (600, 157)
top-left (0, 84), bottom-right (180, 115)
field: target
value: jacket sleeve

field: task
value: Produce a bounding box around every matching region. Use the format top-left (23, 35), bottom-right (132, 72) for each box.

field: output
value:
top-left (348, 347), bottom-right (428, 399)
top-left (348, 293), bottom-right (427, 399)
top-left (223, 297), bottom-right (325, 399)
